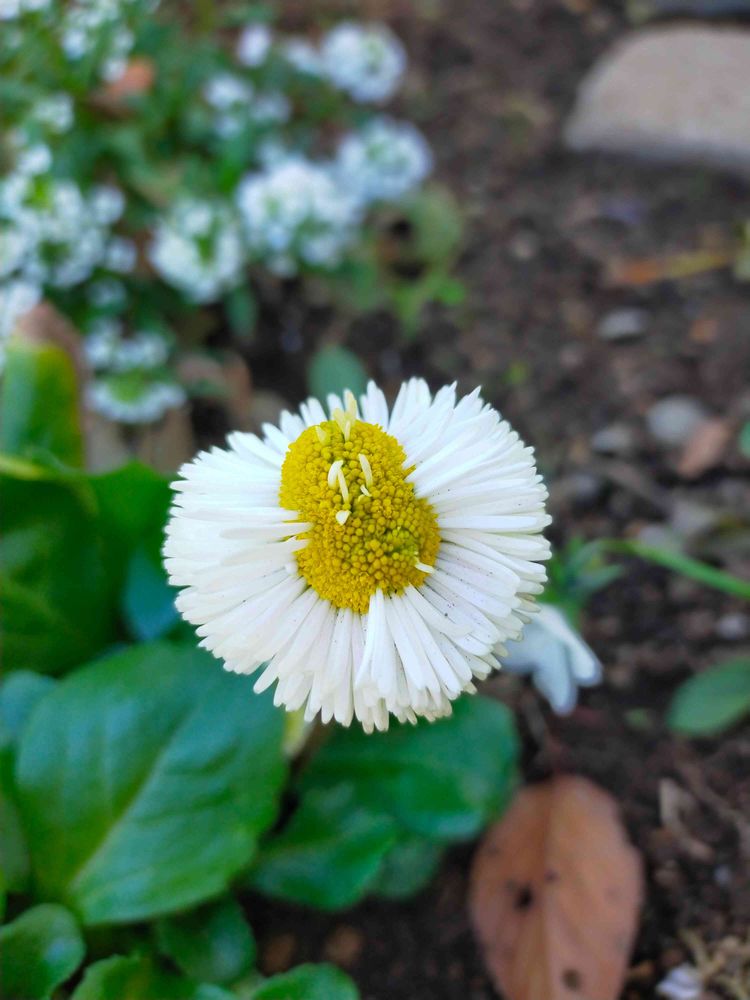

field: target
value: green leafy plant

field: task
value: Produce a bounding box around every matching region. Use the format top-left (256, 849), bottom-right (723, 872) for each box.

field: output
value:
top-left (0, 336), bottom-right (520, 998)
top-left (668, 657), bottom-right (750, 737)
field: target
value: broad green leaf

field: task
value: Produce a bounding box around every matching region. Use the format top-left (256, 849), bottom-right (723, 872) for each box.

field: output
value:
top-left (0, 763), bottom-right (29, 893)
top-left (250, 964), bottom-right (359, 1000)
top-left (308, 346), bottom-right (368, 403)
top-left (249, 785), bottom-right (398, 910)
top-left (740, 421), bottom-right (750, 460)
top-left (0, 339), bottom-right (83, 468)
top-left (155, 897), bottom-right (255, 985)
top-left (0, 672), bottom-right (55, 745)
top-left (371, 835), bottom-right (444, 900)
top-left (122, 546), bottom-right (179, 642)
top-left (668, 658), bottom-right (750, 736)
top-left (71, 955), bottom-right (235, 1000)
top-left (0, 904), bottom-right (85, 1000)
top-left (16, 642), bottom-right (286, 925)
top-left (0, 472), bottom-right (115, 673)
top-left (301, 696), bottom-right (519, 841)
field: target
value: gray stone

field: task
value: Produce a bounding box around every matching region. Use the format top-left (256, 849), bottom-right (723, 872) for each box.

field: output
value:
top-left (597, 308), bottom-right (649, 341)
top-left (565, 27), bottom-right (750, 177)
top-left (646, 396), bottom-right (710, 447)
top-left (716, 612), bottom-right (749, 641)
top-left (591, 422), bottom-right (637, 455)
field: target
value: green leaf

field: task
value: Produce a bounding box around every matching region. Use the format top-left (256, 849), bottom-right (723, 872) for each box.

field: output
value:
top-left (308, 346), bottom-right (368, 404)
top-left (403, 186), bottom-right (464, 266)
top-left (0, 762), bottom-right (29, 893)
top-left (0, 904), bottom-right (85, 1000)
top-left (225, 286), bottom-right (258, 342)
top-left (249, 785), bottom-right (398, 910)
top-left (301, 696), bottom-right (518, 841)
top-left (668, 658), bottom-right (750, 736)
top-left (371, 835), bottom-right (443, 900)
top-left (71, 954), bottom-right (236, 1000)
top-left (740, 421), bottom-right (750, 460)
top-left (249, 964), bottom-right (359, 1000)
top-left (16, 641), bottom-right (287, 925)
top-left (0, 672), bottom-right (56, 746)
top-left (0, 339), bottom-right (83, 468)
top-left (122, 546), bottom-right (179, 642)
top-left (604, 540), bottom-right (750, 602)
top-left (155, 897), bottom-right (255, 985)
top-left (0, 472), bottom-right (116, 673)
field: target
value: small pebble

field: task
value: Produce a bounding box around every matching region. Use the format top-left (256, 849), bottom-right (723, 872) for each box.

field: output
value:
top-left (597, 307), bottom-right (649, 341)
top-left (646, 396), bottom-right (710, 448)
top-left (716, 612), bottom-right (749, 641)
top-left (591, 422), bottom-right (637, 455)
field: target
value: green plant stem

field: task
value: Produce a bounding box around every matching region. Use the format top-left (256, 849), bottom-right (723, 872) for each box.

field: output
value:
top-left (604, 540), bottom-right (750, 602)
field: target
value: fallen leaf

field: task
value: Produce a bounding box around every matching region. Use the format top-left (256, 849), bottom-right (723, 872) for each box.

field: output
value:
top-left (469, 775), bottom-right (643, 1000)
top-left (677, 418), bottom-right (733, 479)
top-left (604, 248), bottom-right (734, 288)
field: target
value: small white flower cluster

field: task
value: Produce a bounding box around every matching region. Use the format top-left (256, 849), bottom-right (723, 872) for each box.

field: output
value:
top-left (30, 93), bottom-right (75, 135)
top-left (148, 199), bottom-right (245, 303)
top-left (84, 317), bottom-right (185, 424)
top-left (87, 377), bottom-right (186, 424)
top-left (235, 21), bottom-right (406, 104)
top-left (203, 71), bottom-right (290, 139)
top-left (0, 279), bottom-right (40, 371)
top-left (320, 22), bottom-right (406, 103)
top-left (0, 0), bottom-right (50, 20)
top-left (61, 0), bottom-right (158, 81)
top-left (335, 118), bottom-right (433, 206)
top-left (237, 158), bottom-right (360, 276)
top-left (0, 153), bottom-right (130, 290)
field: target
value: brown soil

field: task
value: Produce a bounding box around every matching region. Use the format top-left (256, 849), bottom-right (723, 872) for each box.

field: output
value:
top-left (243, 1), bottom-right (750, 996)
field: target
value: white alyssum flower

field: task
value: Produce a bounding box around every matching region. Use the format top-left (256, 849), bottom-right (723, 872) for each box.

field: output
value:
top-left (502, 603), bottom-right (601, 714)
top-left (0, 279), bottom-right (40, 370)
top-left (165, 379), bottom-right (551, 731)
top-left (16, 143), bottom-right (53, 177)
top-left (236, 23), bottom-right (271, 67)
top-left (656, 964), bottom-right (703, 1000)
top-left (321, 22), bottom-right (406, 103)
top-left (87, 376), bottom-right (185, 424)
top-left (281, 38), bottom-right (322, 76)
top-left (88, 277), bottom-right (127, 309)
top-left (203, 73), bottom-right (253, 111)
top-left (103, 236), bottom-right (137, 274)
top-left (149, 198), bottom-right (245, 302)
top-left (237, 158), bottom-right (360, 275)
top-left (32, 93), bottom-right (75, 133)
top-left (336, 118), bottom-right (432, 206)
top-left (0, 0), bottom-right (50, 18)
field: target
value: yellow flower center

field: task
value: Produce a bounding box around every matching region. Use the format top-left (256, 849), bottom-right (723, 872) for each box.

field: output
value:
top-left (279, 395), bottom-right (440, 614)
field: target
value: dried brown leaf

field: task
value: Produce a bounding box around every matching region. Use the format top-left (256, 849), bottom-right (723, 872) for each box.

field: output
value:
top-left (469, 775), bottom-right (643, 1000)
top-left (677, 418), bottom-right (733, 479)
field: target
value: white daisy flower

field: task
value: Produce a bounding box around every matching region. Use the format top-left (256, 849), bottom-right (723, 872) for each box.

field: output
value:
top-left (502, 603), bottom-right (601, 714)
top-left (320, 22), bottom-right (406, 104)
top-left (164, 379), bottom-right (551, 732)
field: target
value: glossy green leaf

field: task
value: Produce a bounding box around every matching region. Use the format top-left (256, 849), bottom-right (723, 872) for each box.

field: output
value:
top-left (249, 964), bottom-right (359, 1000)
top-left (250, 784), bottom-right (398, 910)
top-left (301, 696), bottom-right (519, 841)
top-left (0, 472), bottom-right (115, 673)
top-left (371, 835), bottom-right (444, 900)
top-left (71, 955), bottom-right (236, 1000)
top-left (668, 658), bottom-right (750, 736)
top-left (155, 897), bottom-right (255, 985)
top-left (308, 346), bottom-right (368, 403)
top-left (0, 339), bottom-right (83, 468)
top-left (16, 642), bottom-right (286, 925)
top-left (0, 904), bottom-right (85, 1000)
top-left (122, 546), bottom-right (179, 642)
top-left (0, 672), bottom-right (55, 746)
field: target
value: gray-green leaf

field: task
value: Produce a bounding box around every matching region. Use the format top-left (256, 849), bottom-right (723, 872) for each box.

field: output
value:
top-left (668, 657), bottom-right (750, 736)
top-left (308, 346), bottom-right (368, 404)
top-left (0, 904), bottom-right (85, 1000)
top-left (16, 642), bottom-right (286, 925)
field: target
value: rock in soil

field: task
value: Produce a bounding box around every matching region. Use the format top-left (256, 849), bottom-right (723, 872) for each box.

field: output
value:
top-left (646, 396), bottom-right (710, 447)
top-left (565, 27), bottom-right (750, 177)
top-left (597, 307), bottom-right (649, 341)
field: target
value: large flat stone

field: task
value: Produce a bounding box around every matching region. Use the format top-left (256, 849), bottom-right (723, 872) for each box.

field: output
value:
top-left (565, 27), bottom-right (750, 177)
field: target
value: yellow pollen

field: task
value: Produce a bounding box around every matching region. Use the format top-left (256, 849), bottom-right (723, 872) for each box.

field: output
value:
top-left (279, 417), bottom-right (441, 613)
